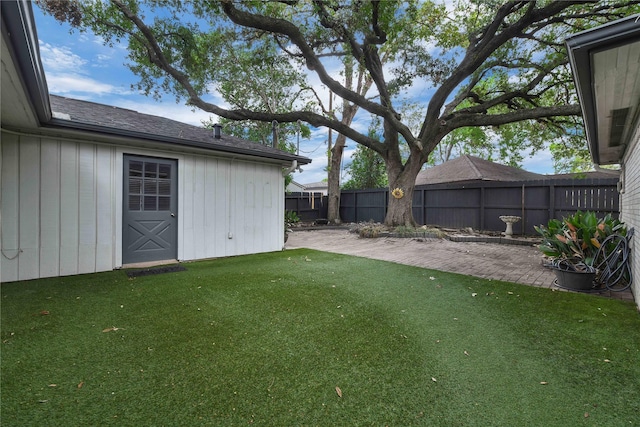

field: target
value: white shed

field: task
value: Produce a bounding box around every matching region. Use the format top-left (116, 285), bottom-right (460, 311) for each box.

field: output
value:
top-left (1, 1), bottom-right (310, 282)
top-left (566, 14), bottom-right (640, 308)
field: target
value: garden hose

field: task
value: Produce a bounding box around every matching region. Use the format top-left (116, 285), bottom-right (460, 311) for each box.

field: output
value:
top-left (592, 228), bottom-right (634, 292)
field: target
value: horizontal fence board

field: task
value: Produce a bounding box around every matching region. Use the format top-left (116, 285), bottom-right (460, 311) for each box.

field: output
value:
top-left (286, 178), bottom-right (620, 234)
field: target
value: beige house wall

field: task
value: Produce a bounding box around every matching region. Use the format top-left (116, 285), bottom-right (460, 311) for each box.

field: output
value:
top-left (621, 121), bottom-right (640, 309)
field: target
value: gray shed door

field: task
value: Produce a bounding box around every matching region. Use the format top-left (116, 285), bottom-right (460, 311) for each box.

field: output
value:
top-left (123, 155), bottom-right (178, 264)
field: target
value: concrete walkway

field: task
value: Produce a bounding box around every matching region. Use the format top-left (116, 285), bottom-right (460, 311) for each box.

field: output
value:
top-left (285, 228), bottom-right (634, 301)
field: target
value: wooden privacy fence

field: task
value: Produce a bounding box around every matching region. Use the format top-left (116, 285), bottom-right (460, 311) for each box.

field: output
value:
top-left (285, 192), bottom-right (328, 221)
top-left (338, 178), bottom-right (619, 235)
top-left (285, 178), bottom-right (620, 235)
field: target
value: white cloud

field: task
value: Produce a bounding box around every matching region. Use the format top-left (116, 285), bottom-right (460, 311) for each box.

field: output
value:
top-left (39, 42), bottom-right (87, 73)
top-left (521, 146), bottom-right (555, 175)
top-left (39, 39), bottom-right (129, 96)
top-left (46, 74), bottom-right (125, 96)
top-left (92, 53), bottom-right (114, 67)
top-left (116, 100), bottom-right (219, 127)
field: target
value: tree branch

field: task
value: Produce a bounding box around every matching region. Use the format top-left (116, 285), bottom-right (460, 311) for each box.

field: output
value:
top-left (220, 0), bottom-right (415, 147)
top-left (419, 0), bottom-right (587, 144)
top-left (445, 104), bottom-right (582, 130)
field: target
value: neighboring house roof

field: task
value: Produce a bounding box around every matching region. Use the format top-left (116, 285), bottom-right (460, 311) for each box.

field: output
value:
top-left (566, 14), bottom-right (640, 165)
top-left (286, 180), bottom-right (328, 192)
top-left (546, 170), bottom-right (621, 180)
top-left (302, 182), bottom-right (328, 191)
top-left (1, 0), bottom-right (310, 166)
top-left (286, 180), bottom-right (306, 192)
top-left (415, 155), bottom-right (544, 185)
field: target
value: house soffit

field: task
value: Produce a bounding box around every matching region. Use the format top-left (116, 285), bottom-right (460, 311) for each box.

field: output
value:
top-left (591, 39), bottom-right (640, 163)
top-left (567, 15), bottom-right (640, 166)
top-left (1, 0), bottom-right (51, 129)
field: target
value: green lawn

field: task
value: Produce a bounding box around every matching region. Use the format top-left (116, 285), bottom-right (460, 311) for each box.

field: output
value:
top-left (2, 249), bottom-right (639, 426)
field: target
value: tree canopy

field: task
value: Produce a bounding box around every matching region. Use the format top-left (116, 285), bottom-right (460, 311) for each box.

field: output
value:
top-left (39, 0), bottom-right (640, 225)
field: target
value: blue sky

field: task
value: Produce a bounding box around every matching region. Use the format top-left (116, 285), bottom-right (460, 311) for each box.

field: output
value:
top-left (32, 5), bottom-right (557, 186)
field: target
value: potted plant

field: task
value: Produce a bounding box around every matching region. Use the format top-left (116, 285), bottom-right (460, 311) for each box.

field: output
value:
top-left (535, 211), bottom-right (627, 291)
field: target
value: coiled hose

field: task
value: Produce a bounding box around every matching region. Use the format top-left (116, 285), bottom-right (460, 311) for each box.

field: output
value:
top-left (592, 228), bottom-right (634, 292)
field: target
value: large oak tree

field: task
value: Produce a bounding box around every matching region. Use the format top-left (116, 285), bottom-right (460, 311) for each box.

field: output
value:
top-left (39, 0), bottom-right (640, 226)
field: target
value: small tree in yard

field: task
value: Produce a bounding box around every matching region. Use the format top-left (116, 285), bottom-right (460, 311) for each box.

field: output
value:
top-left (342, 145), bottom-right (388, 190)
top-left (39, 0), bottom-right (640, 226)
top-left (342, 118), bottom-right (388, 190)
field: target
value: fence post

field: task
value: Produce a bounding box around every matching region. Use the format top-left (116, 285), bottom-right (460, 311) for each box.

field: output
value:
top-left (385, 189), bottom-right (388, 222)
top-left (354, 192), bottom-right (359, 223)
top-left (549, 182), bottom-right (555, 222)
top-left (521, 184), bottom-right (525, 235)
top-left (421, 187), bottom-right (426, 225)
top-left (479, 186), bottom-right (485, 230)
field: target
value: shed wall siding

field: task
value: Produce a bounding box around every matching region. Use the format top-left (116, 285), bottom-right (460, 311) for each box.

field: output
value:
top-left (178, 155), bottom-right (284, 261)
top-left (621, 122), bottom-right (640, 309)
top-left (1, 133), bottom-right (118, 281)
top-left (1, 132), bottom-right (285, 283)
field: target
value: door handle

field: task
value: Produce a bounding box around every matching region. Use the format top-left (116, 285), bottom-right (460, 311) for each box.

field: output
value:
top-left (170, 212), bottom-right (176, 217)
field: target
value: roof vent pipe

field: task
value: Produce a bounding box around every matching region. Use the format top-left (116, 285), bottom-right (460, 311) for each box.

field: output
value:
top-left (213, 124), bottom-right (222, 139)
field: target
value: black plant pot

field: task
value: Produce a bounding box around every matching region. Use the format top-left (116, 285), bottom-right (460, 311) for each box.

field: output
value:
top-left (553, 268), bottom-right (597, 291)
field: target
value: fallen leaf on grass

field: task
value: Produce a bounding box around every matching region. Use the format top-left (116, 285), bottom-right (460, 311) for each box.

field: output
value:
top-left (603, 359), bottom-right (611, 363)
top-left (39, 310), bottom-right (50, 316)
top-left (335, 386), bottom-right (342, 398)
top-left (48, 384), bottom-right (57, 388)
top-left (102, 327), bottom-right (124, 333)
top-left (584, 412), bottom-right (589, 418)
top-left (431, 377), bottom-right (437, 382)
top-left (471, 293), bottom-right (477, 297)
top-left (464, 350), bottom-right (469, 356)
top-left (77, 381), bottom-right (84, 389)
top-left (540, 381), bottom-right (548, 385)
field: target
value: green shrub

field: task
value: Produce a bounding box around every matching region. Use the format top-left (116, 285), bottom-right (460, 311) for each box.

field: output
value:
top-left (394, 225), bottom-right (417, 237)
top-left (534, 211), bottom-right (626, 265)
top-left (285, 210), bottom-right (300, 226)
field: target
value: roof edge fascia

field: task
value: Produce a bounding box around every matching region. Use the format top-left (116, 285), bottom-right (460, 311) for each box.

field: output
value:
top-left (565, 14), bottom-right (640, 165)
top-left (1, 0), bottom-right (51, 123)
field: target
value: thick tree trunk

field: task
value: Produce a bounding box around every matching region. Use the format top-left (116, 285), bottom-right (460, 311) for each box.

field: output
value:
top-left (383, 150), bottom-right (424, 227)
top-left (327, 134), bottom-right (346, 224)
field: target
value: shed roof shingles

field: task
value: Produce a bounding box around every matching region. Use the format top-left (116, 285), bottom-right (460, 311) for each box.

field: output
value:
top-left (48, 95), bottom-right (310, 164)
